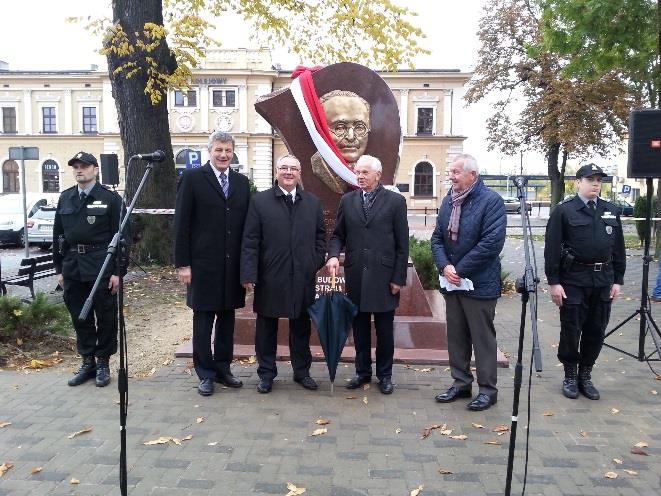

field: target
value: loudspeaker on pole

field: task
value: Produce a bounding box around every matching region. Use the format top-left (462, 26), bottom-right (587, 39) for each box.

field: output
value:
top-left (100, 153), bottom-right (120, 186)
top-left (628, 109), bottom-right (661, 178)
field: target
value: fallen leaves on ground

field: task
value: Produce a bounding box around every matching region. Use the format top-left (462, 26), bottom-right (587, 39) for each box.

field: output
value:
top-left (362, 397), bottom-right (368, 405)
top-left (26, 357), bottom-right (63, 369)
top-left (315, 419), bottom-right (330, 425)
top-left (207, 442), bottom-right (218, 446)
top-left (345, 396), bottom-right (356, 400)
top-left (309, 428), bottom-right (327, 437)
top-left (236, 356), bottom-right (256, 365)
top-left (610, 408), bottom-right (620, 415)
top-left (395, 428), bottom-right (402, 434)
top-left (0, 462), bottom-right (13, 476)
top-left (421, 424), bottom-right (444, 439)
top-left (438, 468), bottom-right (453, 475)
top-left (409, 485), bottom-right (423, 496)
top-left (484, 440), bottom-right (502, 446)
top-left (630, 446), bottom-right (649, 456)
top-left (143, 435), bottom-right (193, 446)
top-left (493, 424), bottom-right (509, 433)
top-left (449, 434), bottom-right (467, 441)
top-left (196, 417), bottom-right (204, 424)
top-left (604, 472), bottom-right (618, 479)
top-left (70, 478), bottom-right (80, 484)
top-left (30, 467), bottom-right (42, 474)
top-left (0, 422), bottom-right (10, 428)
top-left (634, 441), bottom-right (648, 448)
top-left (543, 411), bottom-right (554, 416)
top-left (286, 482), bottom-right (306, 495)
top-left (579, 430), bottom-right (587, 437)
top-left (623, 469), bottom-right (638, 476)
top-left (612, 458), bottom-right (623, 465)
top-left (362, 384), bottom-right (370, 391)
top-left (67, 427), bottom-right (92, 439)
top-left (471, 423), bottom-right (484, 429)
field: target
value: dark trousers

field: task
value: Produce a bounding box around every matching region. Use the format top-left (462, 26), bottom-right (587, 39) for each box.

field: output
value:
top-left (192, 309), bottom-right (235, 380)
top-left (443, 293), bottom-right (498, 395)
top-left (63, 277), bottom-right (118, 358)
top-left (352, 310), bottom-right (395, 381)
top-left (558, 284), bottom-right (612, 367)
top-left (255, 313), bottom-right (312, 381)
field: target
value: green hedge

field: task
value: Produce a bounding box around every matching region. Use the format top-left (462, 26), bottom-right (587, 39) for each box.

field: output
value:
top-left (409, 236), bottom-right (439, 290)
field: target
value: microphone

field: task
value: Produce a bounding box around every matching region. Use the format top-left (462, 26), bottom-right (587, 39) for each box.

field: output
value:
top-left (135, 150), bottom-right (166, 162)
top-left (512, 175), bottom-right (528, 188)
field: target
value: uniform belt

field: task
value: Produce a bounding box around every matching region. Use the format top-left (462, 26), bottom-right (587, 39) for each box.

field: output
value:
top-left (574, 260), bottom-right (610, 272)
top-left (70, 243), bottom-right (106, 254)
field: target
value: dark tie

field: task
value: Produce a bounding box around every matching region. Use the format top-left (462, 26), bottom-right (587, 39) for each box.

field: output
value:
top-left (79, 192), bottom-right (87, 203)
top-left (587, 199), bottom-right (596, 211)
top-left (362, 191), bottom-right (373, 216)
top-left (220, 172), bottom-right (228, 197)
top-left (285, 193), bottom-right (294, 213)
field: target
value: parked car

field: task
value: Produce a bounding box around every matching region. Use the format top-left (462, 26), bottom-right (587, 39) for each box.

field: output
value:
top-left (0, 193), bottom-right (60, 246)
top-left (502, 196), bottom-right (532, 214)
top-left (26, 205), bottom-right (57, 250)
top-left (611, 198), bottom-right (634, 217)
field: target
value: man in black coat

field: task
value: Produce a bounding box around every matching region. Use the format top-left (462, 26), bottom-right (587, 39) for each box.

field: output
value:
top-left (326, 155), bottom-right (409, 395)
top-left (240, 155), bottom-right (326, 394)
top-left (54, 151), bottom-right (124, 388)
top-left (174, 131), bottom-right (251, 396)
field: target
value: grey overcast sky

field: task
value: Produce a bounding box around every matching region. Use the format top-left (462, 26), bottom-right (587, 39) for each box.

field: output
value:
top-left (0, 0), bottom-right (582, 175)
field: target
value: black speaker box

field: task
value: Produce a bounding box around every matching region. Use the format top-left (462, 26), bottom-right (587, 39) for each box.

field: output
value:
top-left (628, 109), bottom-right (661, 178)
top-left (100, 153), bottom-right (120, 185)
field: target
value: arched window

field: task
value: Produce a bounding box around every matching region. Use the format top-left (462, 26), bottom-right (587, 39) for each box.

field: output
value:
top-left (175, 148), bottom-right (194, 166)
top-left (2, 160), bottom-right (19, 193)
top-left (413, 161), bottom-right (433, 197)
top-left (42, 159), bottom-right (60, 193)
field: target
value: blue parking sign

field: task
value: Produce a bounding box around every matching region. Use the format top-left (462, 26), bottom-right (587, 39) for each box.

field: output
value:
top-left (621, 184), bottom-right (631, 196)
top-left (186, 150), bottom-right (202, 169)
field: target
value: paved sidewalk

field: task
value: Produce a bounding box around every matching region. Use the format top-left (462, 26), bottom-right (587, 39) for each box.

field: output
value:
top-left (1, 240), bottom-right (660, 495)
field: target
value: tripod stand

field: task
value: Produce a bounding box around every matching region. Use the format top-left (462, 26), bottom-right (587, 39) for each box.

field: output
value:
top-left (603, 178), bottom-right (661, 362)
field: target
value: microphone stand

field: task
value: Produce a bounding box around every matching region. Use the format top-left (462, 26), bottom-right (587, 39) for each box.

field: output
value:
top-left (504, 176), bottom-right (542, 496)
top-left (79, 158), bottom-right (155, 496)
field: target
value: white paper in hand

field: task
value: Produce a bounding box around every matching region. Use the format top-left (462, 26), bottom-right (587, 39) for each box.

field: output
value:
top-left (439, 275), bottom-right (474, 292)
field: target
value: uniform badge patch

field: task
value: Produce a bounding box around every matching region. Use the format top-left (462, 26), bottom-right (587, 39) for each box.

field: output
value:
top-left (606, 225), bottom-right (613, 234)
top-left (87, 216), bottom-right (96, 224)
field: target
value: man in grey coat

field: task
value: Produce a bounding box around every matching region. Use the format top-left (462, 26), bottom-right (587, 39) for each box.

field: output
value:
top-left (431, 154), bottom-right (506, 411)
top-left (240, 155), bottom-right (326, 394)
top-left (326, 155), bottom-right (409, 394)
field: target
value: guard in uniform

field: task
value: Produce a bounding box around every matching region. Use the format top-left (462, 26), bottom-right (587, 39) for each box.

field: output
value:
top-left (544, 164), bottom-right (626, 400)
top-left (53, 151), bottom-right (124, 387)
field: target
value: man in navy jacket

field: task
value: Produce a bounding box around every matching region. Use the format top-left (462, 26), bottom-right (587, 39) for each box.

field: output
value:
top-left (431, 154), bottom-right (506, 411)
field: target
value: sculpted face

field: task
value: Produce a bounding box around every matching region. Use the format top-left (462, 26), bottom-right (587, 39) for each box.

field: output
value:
top-left (322, 95), bottom-right (370, 164)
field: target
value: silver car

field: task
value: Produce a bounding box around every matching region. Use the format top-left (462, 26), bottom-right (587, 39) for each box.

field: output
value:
top-left (26, 205), bottom-right (56, 250)
top-left (502, 196), bottom-right (532, 214)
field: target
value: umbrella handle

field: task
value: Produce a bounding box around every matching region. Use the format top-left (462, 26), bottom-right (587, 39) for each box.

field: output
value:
top-left (331, 267), bottom-right (337, 291)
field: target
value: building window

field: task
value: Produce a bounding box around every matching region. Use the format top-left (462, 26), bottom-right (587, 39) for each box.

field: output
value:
top-left (2, 107), bottom-right (16, 133)
top-left (413, 161), bottom-right (434, 197)
top-left (42, 107), bottom-right (57, 133)
top-left (174, 90), bottom-right (197, 107)
top-left (416, 108), bottom-right (434, 135)
top-left (212, 89), bottom-right (236, 107)
top-left (82, 107), bottom-right (97, 133)
top-left (42, 159), bottom-right (60, 193)
top-left (2, 160), bottom-right (19, 193)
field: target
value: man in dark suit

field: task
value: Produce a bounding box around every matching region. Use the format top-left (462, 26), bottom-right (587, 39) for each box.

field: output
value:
top-left (326, 154), bottom-right (409, 395)
top-left (174, 131), bottom-right (251, 396)
top-left (240, 155), bottom-right (326, 394)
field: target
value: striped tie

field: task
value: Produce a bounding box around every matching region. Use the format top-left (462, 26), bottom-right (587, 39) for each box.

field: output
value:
top-left (220, 172), bottom-right (228, 197)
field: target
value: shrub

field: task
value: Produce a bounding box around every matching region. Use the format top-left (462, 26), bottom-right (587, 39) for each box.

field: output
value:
top-left (634, 195), bottom-right (660, 245)
top-left (409, 236), bottom-right (439, 290)
top-left (0, 293), bottom-right (72, 343)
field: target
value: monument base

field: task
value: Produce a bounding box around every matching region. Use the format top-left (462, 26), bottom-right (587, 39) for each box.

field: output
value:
top-left (175, 262), bottom-right (508, 366)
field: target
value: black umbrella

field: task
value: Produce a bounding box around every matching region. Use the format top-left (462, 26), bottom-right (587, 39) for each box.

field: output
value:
top-left (307, 271), bottom-right (358, 394)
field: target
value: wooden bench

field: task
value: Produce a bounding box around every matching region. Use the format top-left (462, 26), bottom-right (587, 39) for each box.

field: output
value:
top-left (0, 253), bottom-right (58, 299)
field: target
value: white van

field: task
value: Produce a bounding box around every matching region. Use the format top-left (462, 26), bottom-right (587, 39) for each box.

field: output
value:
top-left (0, 193), bottom-right (60, 246)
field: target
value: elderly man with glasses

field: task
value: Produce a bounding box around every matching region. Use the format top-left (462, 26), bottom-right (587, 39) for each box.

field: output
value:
top-left (241, 155), bottom-right (327, 394)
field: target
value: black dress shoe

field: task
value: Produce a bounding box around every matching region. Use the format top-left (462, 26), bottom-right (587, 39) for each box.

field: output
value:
top-left (294, 376), bottom-right (318, 390)
top-left (346, 375), bottom-right (371, 389)
top-left (68, 356), bottom-right (96, 387)
top-left (434, 385), bottom-right (472, 403)
top-left (467, 392), bottom-right (497, 411)
top-left (215, 374), bottom-right (243, 388)
top-left (257, 379), bottom-right (273, 394)
top-left (378, 377), bottom-right (394, 395)
top-left (198, 378), bottom-right (214, 396)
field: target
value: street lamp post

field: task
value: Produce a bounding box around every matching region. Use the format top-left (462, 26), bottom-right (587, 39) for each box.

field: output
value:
top-left (8, 146), bottom-right (39, 258)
